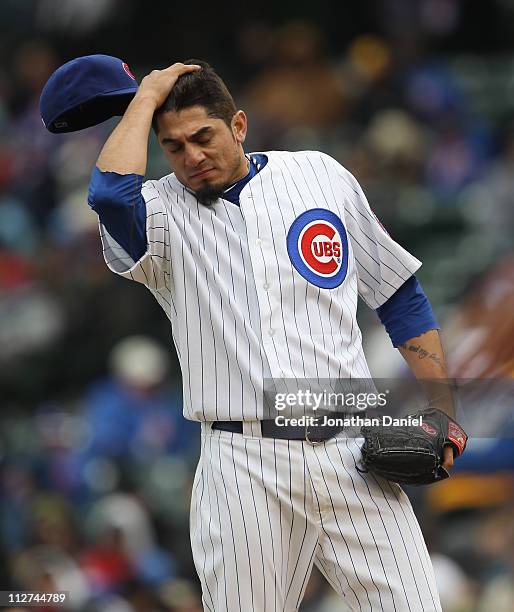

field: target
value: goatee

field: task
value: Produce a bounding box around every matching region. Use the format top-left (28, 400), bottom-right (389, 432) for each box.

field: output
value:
top-left (195, 183), bottom-right (226, 207)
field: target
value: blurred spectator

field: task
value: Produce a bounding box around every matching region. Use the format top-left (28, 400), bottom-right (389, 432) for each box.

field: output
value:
top-left (243, 20), bottom-right (346, 149)
top-left (78, 336), bottom-right (198, 467)
top-left (448, 257), bottom-right (514, 378)
top-left (80, 524), bottom-right (135, 597)
top-left (12, 544), bottom-right (90, 610)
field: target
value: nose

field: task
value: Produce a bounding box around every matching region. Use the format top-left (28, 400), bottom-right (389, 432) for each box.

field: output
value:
top-left (184, 143), bottom-right (206, 170)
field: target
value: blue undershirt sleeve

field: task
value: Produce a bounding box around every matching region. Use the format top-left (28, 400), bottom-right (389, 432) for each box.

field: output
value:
top-left (88, 166), bottom-right (147, 262)
top-left (376, 275), bottom-right (439, 347)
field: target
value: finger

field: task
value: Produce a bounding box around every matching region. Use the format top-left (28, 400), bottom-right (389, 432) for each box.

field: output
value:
top-left (164, 63), bottom-right (201, 74)
top-left (442, 445), bottom-right (454, 470)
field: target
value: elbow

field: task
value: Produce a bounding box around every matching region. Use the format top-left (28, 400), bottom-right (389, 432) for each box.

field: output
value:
top-left (88, 166), bottom-right (144, 211)
top-left (88, 167), bottom-right (115, 210)
top-left (377, 276), bottom-right (439, 347)
top-left (88, 187), bottom-right (116, 212)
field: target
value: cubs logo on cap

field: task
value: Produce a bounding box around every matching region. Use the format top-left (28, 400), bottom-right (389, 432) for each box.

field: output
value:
top-left (122, 62), bottom-right (136, 80)
top-left (287, 209), bottom-right (348, 289)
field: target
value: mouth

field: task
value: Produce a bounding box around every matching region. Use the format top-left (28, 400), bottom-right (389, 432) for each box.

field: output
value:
top-left (190, 168), bottom-right (215, 180)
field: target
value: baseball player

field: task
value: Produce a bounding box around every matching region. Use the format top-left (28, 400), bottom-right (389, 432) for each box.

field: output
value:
top-left (84, 59), bottom-right (462, 611)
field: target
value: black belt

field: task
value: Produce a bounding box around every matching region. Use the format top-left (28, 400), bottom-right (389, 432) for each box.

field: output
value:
top-left (212, 415), bottom-right (354, 443)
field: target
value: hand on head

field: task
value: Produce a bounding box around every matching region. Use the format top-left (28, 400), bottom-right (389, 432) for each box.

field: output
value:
top-left (135, 63), bottom-right (201, 110)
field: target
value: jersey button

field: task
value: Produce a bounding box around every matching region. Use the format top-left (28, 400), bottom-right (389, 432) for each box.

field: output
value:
top-left (263, 283), bottom-right (270, 291)
top-left (268, 329), bottom-right (275, 336)
top-left (256, 238), bottom-right (262, 247)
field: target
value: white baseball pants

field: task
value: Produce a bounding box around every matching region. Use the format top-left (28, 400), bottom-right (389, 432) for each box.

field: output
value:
top-left (190, 423), bottom-right (442, 612)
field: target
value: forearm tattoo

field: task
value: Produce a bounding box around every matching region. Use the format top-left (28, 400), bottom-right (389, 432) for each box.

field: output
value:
top-left (400, 343), bottom-right (444, 368)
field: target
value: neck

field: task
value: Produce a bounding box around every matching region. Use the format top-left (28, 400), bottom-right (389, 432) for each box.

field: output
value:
top-left (230, 151), bottom-right (250, 184)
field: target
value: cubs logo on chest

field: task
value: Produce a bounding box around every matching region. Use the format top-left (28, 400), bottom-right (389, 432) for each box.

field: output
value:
top-left (286, 208), bottom-right (349, 289)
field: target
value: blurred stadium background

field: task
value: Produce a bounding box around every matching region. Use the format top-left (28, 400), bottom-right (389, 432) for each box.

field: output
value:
top-left (1, 0), bottom-right (514, 610)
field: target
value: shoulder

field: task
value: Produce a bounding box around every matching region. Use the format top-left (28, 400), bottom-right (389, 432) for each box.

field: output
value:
top-left (254, 150), bottom-right (362, 196)
top-left (258, 150), bottom-right (349, 174)
top-left (256, 149), bottom-right (331, 161)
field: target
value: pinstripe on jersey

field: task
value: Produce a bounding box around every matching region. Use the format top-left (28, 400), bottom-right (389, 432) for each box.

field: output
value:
top-left (99, 151), bottom-right (421, 421)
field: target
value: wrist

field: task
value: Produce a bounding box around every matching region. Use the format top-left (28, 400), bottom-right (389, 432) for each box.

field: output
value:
top-left (130, 92), bottom-right (160, 113)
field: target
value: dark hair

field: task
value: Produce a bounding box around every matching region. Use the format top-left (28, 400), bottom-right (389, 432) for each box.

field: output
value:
top-left (152, 59), bottom-right (237, 133)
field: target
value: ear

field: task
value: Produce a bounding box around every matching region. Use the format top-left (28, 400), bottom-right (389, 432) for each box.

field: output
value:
top-left (231, 110), bottom-right (247, 145)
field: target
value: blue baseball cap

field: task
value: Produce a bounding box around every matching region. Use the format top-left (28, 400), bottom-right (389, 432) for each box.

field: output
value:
top-left (40, 54), bottom-right (139, 133)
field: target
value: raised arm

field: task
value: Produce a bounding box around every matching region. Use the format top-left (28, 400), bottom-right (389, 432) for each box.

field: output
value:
top-left (96, 62), bottom-right (200, 175)
top-left (88, 63), bottom-right (200, 282)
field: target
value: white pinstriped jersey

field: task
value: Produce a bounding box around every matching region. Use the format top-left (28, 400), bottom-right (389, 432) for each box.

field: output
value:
top-left (100, 151), bottom-right (421, 421)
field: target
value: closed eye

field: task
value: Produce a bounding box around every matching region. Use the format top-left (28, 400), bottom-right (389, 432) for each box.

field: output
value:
top-left (161, 126), bottom-right (214, 152)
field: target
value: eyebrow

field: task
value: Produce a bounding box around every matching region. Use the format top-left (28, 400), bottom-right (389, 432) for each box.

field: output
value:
top-left (161, 126), bottom-right (213, 146)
